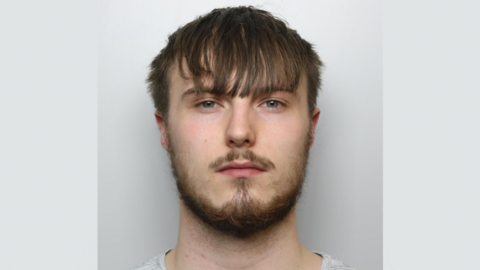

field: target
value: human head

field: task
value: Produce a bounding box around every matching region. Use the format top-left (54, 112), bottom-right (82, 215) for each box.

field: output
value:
top-left (147, 6), bottom-right (323, 238)
top-left (147, 5), bottom-right (323, 124)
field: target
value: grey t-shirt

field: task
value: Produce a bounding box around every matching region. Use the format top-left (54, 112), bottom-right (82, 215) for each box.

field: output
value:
top-left (131, 250), bottom-right (354, 270)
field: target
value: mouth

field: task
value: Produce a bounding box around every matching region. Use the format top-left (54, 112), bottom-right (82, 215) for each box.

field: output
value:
top-left (216, 161), bottom-right (267, 177)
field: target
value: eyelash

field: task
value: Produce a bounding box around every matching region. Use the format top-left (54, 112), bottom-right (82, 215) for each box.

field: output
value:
top-left (195, 100), bottom-right (221, 111)
top-left (198, 100), bottom-right (217, 108)
top-left (195, 99), bottom-right (286, 111)
top-left (262, 100), bottom-right (284, 110)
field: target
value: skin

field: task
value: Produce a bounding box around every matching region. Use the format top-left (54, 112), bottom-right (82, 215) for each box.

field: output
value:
top-left (155, 61), bottom-right (322, 270)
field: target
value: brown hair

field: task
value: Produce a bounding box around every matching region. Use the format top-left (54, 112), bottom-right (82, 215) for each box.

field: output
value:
top-left (147, 6), bottom-right (323, 121)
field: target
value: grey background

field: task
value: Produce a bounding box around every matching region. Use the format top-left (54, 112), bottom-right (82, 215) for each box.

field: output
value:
top-left (99, 0), bottom-right (382, 270)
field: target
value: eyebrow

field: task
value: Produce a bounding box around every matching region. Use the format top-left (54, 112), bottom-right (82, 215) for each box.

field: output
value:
top-left (180, 88), bottom-right (196, 100)
top-left (180, 86), bottom-right (299, 100)
top-left (181, 87), bottom-right (232, 100)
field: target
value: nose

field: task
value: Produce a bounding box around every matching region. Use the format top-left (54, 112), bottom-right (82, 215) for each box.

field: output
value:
top-left (225, 101), bottom-right (255, 148)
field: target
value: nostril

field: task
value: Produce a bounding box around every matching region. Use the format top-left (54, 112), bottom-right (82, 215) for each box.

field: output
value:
top-left (229, 138), bottom-right (250, 147)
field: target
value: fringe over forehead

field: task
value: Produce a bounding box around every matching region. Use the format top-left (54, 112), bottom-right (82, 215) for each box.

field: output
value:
top-left (147, 6), bottom-right (323, 118)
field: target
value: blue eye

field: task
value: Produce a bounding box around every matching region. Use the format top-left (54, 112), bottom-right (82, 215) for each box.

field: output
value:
top-left (200, 101), bottom-right (216, 108)
top-left (265, 100), bottom-right (280, 108)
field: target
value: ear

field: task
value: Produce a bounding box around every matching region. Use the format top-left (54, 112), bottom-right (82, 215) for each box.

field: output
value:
top-left (154, 110), bottom-right (170, 151)
top-left (309, 107), bottom-right (321, 148)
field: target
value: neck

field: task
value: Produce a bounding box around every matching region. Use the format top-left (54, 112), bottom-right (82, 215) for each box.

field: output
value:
top-left (166, 203), bottom-right (321, 270)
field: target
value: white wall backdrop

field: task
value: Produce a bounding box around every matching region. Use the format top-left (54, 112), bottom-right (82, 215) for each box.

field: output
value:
top-left (99, 1), bottom-right (382, 270)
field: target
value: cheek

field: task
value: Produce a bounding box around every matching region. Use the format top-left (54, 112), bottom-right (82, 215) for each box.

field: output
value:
top-left (260, 119), bottom-right (310, 168)
top-left (171, 108), bottom-right (224, 142)
top-left (262, 116), bottom-right (309, 145)
top-left (168, 118), bottom-right (223, 164)
top-left (177, 121), bottom-right (221, 145)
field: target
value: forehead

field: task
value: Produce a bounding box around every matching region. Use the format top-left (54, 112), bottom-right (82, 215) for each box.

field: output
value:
top-left (169, 57), bottom-right (306, 98)
top-left (168, 58), bottom-right (308, 101)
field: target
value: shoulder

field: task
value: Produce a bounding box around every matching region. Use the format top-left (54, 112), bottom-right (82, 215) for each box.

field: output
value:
top-left (314, 252), bottom-right (355, 270)
top-left (129, 254), bottom-right (163, 270)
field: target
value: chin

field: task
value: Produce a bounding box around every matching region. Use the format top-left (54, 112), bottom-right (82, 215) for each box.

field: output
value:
top-left (178, 177), bottom-right (302, 238)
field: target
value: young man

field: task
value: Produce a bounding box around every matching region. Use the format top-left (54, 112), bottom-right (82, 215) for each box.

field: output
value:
top-left (133, 6), bottom-right (353, 270)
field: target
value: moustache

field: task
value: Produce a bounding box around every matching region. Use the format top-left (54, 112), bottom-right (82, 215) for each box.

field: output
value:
top-left (208, 149), bottom-right (275, 171)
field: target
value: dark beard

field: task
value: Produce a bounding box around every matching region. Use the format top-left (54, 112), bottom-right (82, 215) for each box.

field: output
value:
top-left (168, 135), bottom-right (310, 238)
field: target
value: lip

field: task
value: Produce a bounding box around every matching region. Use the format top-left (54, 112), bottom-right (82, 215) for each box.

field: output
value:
top-left (216, 161), bottom-right (266, 177)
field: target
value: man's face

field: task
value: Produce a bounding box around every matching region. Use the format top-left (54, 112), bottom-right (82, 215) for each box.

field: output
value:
top-left (156, 62), bottom-right (320, 238)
